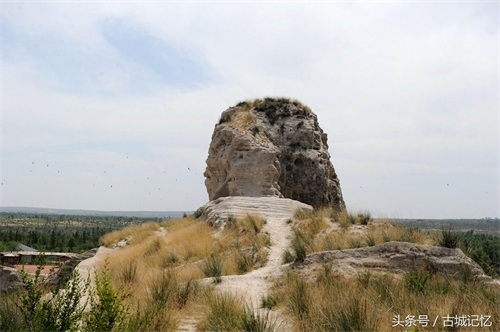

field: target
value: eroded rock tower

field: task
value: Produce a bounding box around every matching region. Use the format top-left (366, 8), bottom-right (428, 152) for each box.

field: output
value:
top-left (204, 97), bottom-right (345, 210)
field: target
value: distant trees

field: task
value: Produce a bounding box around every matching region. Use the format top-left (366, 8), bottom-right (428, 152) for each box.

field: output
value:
top-left (0, 227), bottom-right (108, 253)
top-left (0, 213), bottom-right (163, 254)
top-left (458, 231), bottom-right (500, 277)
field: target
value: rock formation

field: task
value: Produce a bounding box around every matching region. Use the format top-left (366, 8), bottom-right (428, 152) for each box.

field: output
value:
top-left (0, 266), bottom-right (22, 292)
top-left (204, 97), bottom-right (345, 210)
top-left (293, 241), bottom-right (493, 282)
top-left (198, 196), bottom-right (312, 227)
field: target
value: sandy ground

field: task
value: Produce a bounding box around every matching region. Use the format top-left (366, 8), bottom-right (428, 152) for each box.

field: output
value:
top-left (16, 264), bottom-right (59, 275)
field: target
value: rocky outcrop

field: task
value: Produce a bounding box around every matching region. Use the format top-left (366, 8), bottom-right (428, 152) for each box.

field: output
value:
top-left (47, 248), bottom-right (98, 287)
top-left (293, 242), bottom-right (492, 282)
top-left (204, 98), bottom-right (345, 210)
top-left (0, 266), bottom-right (22, 292)
top-left (197, 196), bottom-right (312, 227)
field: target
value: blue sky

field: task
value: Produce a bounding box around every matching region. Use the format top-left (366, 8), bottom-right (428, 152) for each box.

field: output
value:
top-left (0, 1), bottom-right (498, 218)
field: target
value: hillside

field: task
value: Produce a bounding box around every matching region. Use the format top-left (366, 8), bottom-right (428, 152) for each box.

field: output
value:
top-left (70, 200), bottom-right (499, 331)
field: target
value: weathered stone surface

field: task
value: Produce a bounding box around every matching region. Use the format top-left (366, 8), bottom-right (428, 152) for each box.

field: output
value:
top-left (204, 98), bottom-right (345, 210)
top-left (47, 248), bottom-right (98, 287)
top-left (0, 266), bottom-right (22, 292)
top-left (293, 242), bottom-right (493, 282)
top-left (197, 196), bottom-right (312, 227)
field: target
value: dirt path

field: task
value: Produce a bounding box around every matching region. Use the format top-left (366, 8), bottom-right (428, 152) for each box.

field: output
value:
top-left (213, 215), bottom-right (293, 307)
top-left (178, 197), bottom-right (312, 331)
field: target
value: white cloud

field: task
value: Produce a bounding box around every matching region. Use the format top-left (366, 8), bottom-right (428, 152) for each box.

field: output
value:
top-left (1, 2), bottom-right (497, 217)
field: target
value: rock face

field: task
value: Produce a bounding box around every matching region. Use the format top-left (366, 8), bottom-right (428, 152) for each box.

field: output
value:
top-left (198, 196), bottom-right (312, 227)
top-left (0, 266), bottom-right (22, 292)
top-left (204, 98), bottom-right (345, 210)
top-left (293, 242), bottom-right (493, 282)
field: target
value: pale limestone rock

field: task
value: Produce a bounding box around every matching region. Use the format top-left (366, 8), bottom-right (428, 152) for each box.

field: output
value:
top-left (204, 98), bottom-right (345, 210)
top-left (293, 242), bottom-right (493, 282)
top-left (198, 196), bottom-right (312, 227)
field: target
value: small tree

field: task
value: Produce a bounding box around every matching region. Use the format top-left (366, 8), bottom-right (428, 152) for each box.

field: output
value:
top-left (84, 260), bottom-right (128, 331)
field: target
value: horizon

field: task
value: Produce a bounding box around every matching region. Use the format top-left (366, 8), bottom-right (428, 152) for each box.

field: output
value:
top-left (0, 205), bottom-right (498, 221)
top-left (1, 2), bottom-right (498, 219)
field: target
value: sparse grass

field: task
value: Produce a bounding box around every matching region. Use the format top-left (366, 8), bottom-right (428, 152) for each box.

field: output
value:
top-left (313, 221), bottom-right (429, 253)
top-left (202, 253), bottom-right (223, 283)
top-left (198, 292), bottom-right (243, 331)
top-left (291, 230), bottom-right (307, 263)
top-left (198, 292), bottom-right (278, 332)
top-left (216, 213), bottom-right (270, 275)
top-left (270, 267), bottom-right (500, 332)
top-left (241, 305), bottom-right (279, 332)
top-left (261, 294), bottom-right (278, 310)
top-left (282, 249), bottom-right (295, 264)
top-left (289, 208), bottom-right (430, 256)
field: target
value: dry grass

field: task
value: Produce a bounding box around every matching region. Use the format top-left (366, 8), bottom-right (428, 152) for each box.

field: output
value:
top-left (315, 221), bottom-right (430, 252)
top-left (94, 214), bottom-right (271, 330)
top-left (99, 221), bottom-right (161, 247)
top-left (271, 267), bottom-right (500, 331)
top-left (227, 109), bottom-right (257, 132)
top-left (215, 214), bottom-right (270, 275)
top-left (197, 289), bottom-right (279, 332)
top-left (289, 208), bottom-right (431, 255)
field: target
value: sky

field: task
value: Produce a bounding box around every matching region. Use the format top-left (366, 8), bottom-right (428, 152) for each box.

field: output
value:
top-left (0, 1), bottom-right (498, 219)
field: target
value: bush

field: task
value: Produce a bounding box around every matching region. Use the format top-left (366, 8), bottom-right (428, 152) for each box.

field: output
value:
top-left (84, 261), bottom-right (128, 332)
top-left (438, 225), bottom-right (459, 249)
top-left (2, 265), bottom-right (89, 332)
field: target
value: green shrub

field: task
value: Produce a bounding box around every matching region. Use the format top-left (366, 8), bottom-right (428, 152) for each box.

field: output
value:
top-left (405, 268), bottom-right (429, 293)
top-left (0, 291), bottom-right (22, 332)
top-left (84, 261), bottom-right (128, 332)
top-left (6, 265), bottom-right (89, 332)
top-left (438, 225), bottom-right (459, 249)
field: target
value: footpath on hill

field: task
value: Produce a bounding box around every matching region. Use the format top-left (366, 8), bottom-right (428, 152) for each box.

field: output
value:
top-left (75, 196), bottom-right (311, 331)
top-left (178, 196), bottom-right (312, 331)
